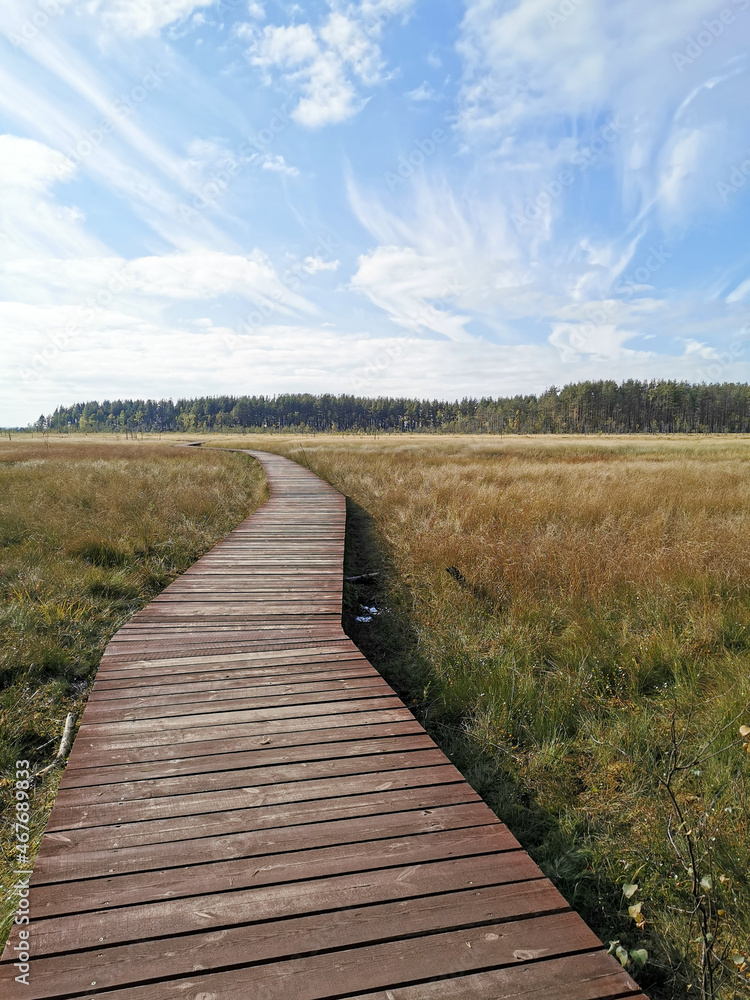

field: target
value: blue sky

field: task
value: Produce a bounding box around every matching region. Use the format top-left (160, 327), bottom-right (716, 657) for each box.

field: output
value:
top-left (1, 0), bottom-right (750, 425)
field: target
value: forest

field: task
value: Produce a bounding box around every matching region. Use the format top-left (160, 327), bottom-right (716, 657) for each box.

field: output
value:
top-left (35, 380), bottom-right (750, 435)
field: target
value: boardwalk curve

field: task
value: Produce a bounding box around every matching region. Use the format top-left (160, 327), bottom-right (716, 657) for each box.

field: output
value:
top-left (2, 450), bottom-right (647, 999)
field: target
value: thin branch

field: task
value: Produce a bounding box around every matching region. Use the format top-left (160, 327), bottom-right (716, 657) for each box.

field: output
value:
top-left (34, 713), bottom-right (76, 778)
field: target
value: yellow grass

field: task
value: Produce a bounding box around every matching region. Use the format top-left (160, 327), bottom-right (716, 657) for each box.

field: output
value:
top-left (0, 438), bottom-right (267, 943)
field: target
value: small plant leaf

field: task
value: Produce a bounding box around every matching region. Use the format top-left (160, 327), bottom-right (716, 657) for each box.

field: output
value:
top-left (607, 940), bottom-right (620, 956)
top-left (622, 883), bottom-right (638, 899)
top-left (700, 875), bottom-right (713, 891)
top-left (615, 945), bottom-right (629, 967)
top-left (630, 949), bottom-right (648, 968)
top-left (628, 902), bottom-right (643, 921)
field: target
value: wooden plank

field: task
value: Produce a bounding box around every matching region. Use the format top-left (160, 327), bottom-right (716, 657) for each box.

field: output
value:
top-left (8, 882), bottom-right (571, 999)
top-left (53, 748), bottom-right (450, 808)
top-left (67, 708), bottom-right (421, 760)
top-left (36, 783), bottom-right (479, 854)
top-left (75, 695), bottom-right (408, 740)
top-left (22, 851), bottom-right (544, 957)
top-left (61, 731), bottom-right (434, 786)
top-left (339, 952), bottom-right (644, 1000)
top-left (88, 668), bottom-right (378, 700)
top-left (81, 678), bottom-right (394, 722)
top-left (64, 719), bottom-right (426, 771)
top-left (13, 912), bottom-right (606, 1000)
top-left (30, 825), bottom-right (516, 918)
top-left (45, 764), bottom-right (468, 830)
top-left (32, 800), bottom-right (496, 884)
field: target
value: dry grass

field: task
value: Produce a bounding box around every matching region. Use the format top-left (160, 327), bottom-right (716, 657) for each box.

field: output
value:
top-left (0, 439), bottom-right (267, 943)
top-left (210, 432), bottom-right (750, 1000)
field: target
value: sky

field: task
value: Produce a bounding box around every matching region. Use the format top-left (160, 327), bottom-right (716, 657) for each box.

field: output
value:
top-left (1, 0), bottom-right (750, 425)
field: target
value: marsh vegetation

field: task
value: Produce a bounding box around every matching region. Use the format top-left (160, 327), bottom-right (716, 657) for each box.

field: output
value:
top-left (3, 431), bottom-right (749, 997)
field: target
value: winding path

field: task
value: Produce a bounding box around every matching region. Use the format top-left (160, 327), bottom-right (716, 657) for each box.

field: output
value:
top-left (2, 450), bottom-right (647, 999)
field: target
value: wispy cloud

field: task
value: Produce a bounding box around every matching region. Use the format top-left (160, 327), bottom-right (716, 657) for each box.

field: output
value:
top-left (84, 0), bottom-right (214, 39)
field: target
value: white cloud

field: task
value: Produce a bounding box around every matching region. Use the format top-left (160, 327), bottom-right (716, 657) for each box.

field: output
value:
top-left (125, 251), bottom-right (315, 312)
top-left (727, 275), bottom-right (750, 303)
top-left (0, 45), bottom-right (210, 249)
top-left (251, 153), bottom-right (299, 176)
top-left (241, 1), bottom-right (415, 127)
top-left (406, 82), bottom-right (437, 102)
top-left (247, 2), bottom-right (265, 20)
top-left (301, 256), bottom-right (340, 274)
top-left (351, 245), bottom-right (473, 340)
top-left (55, 205), bottom-right (86, 224)
top-left (683, 338), bottom-right (720, 359)
top-left (85, 0), bottom-right (214, 38)
top-left (1, 251), bottom-right (318, 316)
top-left (345, 160), bottom-right (750, 375)
top-left (0, 135), bottom-right (103, 263)
top-left (0, 135), bottom-right (75, 190)
top-left (246, 21), bottom-right (362, 127)
top-left (457, 0), bottom-right (750, 223)
top-left (7, 311), bottom-right (746, 427)
top-left (319, 12), bottom-right (383, 86)
top-left (549, 322), bottom-right (645, 363)
top-left (246, 22), bottom-right (320, 68)
top-left (347, 172), bottom-right (537, 340)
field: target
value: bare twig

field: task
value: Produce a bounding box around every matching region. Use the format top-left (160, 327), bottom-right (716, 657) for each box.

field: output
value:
top-left (34, 713), bottom-right (76, 778)
top-left (659, 709), bottom-right (718, 1000)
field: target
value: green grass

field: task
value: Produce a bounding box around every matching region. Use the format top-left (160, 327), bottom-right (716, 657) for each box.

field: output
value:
top-left (0, 439), bottom-right (267, 944)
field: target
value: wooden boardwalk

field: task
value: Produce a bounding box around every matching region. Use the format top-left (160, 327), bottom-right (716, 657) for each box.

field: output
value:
top-left (2, 450), bottom-right (647, 1000)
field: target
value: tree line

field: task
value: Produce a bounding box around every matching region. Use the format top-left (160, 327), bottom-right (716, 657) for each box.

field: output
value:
top-left (35, 381), bottom-right (750, 435)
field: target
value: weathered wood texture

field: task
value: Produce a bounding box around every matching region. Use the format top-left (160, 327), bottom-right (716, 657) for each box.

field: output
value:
top-left (1, 451), bottom-right (646, 999)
